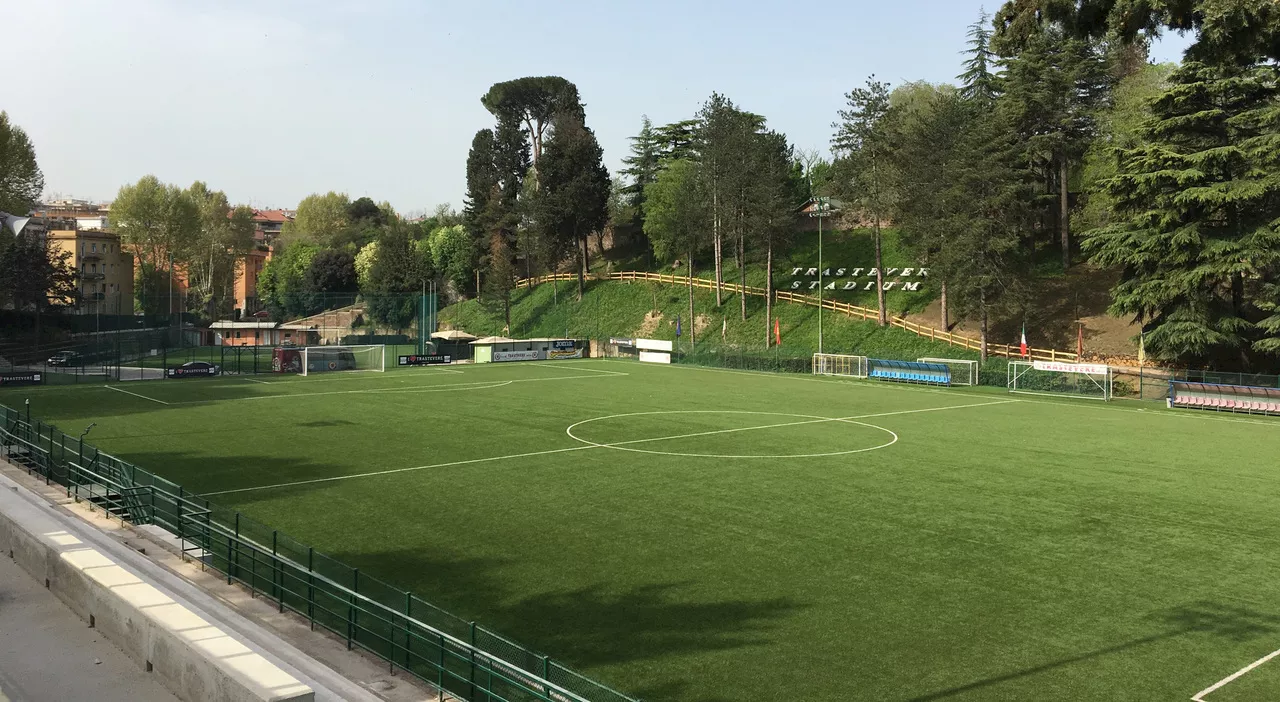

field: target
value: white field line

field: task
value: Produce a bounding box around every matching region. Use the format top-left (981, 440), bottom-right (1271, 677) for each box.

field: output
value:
top-left (168, 372), bottom-right (623, 405)
top-left (240, 377), bottom-right (271, 385)
top-left (597, 359), bottom-right (1280, 429)
top-left (521, 363), bottom-right (629, 376)
top-left (1192, 646), bottom-right (1280, 700)
top-left (106, 384), bottom-right (170, 405)
top-left (583, 400), bottom-right (1018, 449)
top-left (201, 398), bottom-right (1013, 497)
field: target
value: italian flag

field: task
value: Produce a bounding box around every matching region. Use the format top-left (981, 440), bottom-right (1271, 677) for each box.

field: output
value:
top-left (1020, 324), bottom-right (1029, 358)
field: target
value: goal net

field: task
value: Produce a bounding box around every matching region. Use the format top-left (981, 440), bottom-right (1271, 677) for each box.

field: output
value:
top-left (298, 345), bottom-right (385, 376)
top-left (813, 353), bottom-right (869, 379)
top-left (918, 358), bottom-right (979, 386)
top-left (1007, 361), bottom-right (1111, 401)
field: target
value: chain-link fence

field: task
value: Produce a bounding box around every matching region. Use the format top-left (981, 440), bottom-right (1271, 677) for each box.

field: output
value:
top-left (0, 403), bottom-right (638, 702)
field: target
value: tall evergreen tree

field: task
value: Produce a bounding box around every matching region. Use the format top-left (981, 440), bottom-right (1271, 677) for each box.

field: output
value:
top-left (462, 129), bottom-right (499, 295)
top-left (959, 9), bottom-right (1001, 102)
top-left (1084, 61), bottom-right (1280, 366)
top-left (832, 76), bottom-right (894, 325)
top-left (644, 159), bottom-right (708, 346)
top-left (536, 113), bottom-right (610, 301)
top-left (621, 116), bottom-right (660, 227)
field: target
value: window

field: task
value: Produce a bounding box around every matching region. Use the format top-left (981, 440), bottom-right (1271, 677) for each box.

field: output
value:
top-left (101, 284), bottom-right (106, 292)
top-left (235, 331), bottom-right (242, 339)
top-left (91, 243), bottom-right (97, 253)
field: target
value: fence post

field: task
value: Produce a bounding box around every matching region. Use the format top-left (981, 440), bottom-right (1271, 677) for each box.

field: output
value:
top-left (307, 547), bottom-right (315, 630)
top-left (273, 531), bottom-right (283, 613)
top-left (348, 568), bottom-right (358, 650)
top-left (229, 512), bottom-right (238, 585)
top-left (469, 622), bottom-right (477, 702)
top-left (405, 591), bottom-right (413, 671)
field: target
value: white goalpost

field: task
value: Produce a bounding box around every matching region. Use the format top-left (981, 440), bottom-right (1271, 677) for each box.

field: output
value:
top-left (299, 345), bottom-right (386, 376)
top-left (1007, 360), bottom-right (1112, 401)
top-left (812, 353), bottom-right (869, 379)
top-left (918, 358), bottom-right (979, 386)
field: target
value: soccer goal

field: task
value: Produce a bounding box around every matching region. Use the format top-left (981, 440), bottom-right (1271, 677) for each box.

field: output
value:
top-left (813, 353), bottom-right (869, 379)
top-left (1007, 361), bottom-right (1112, 401)
top-left (918, 358), bottom-right (980, 386)
top-left (298, 345), bottom-right (385, 376)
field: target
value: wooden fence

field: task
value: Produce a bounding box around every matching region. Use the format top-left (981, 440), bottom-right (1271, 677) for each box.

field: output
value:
top-left (515, 271), bottom-right (1078, 363)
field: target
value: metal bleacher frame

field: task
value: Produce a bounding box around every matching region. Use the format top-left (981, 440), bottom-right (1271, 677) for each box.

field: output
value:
top-left (1168, 381), bottom-right (1280, 416)
top-left (867, 359), bottom-right (951, 387)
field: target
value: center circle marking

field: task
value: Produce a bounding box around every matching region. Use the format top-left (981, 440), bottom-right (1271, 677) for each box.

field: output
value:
top-left (565, 410), bottom-right (898, 459)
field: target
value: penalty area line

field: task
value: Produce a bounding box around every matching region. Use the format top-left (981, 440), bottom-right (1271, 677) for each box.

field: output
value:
top-left (1192, 646), bottom-right (1280, 701)
top-left (106, 385), bottom-right (170, 405)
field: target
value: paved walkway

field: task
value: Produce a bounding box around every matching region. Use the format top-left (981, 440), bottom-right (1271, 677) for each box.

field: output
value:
top-left (0, 553), bottom-right (178, 702)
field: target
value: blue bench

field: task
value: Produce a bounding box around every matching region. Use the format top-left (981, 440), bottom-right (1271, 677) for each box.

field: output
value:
top-left (867, 360), bottom-right (951, 386)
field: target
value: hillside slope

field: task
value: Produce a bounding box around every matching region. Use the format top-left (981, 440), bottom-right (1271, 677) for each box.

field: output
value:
top-left (440, 276), bottom-right (994, 369)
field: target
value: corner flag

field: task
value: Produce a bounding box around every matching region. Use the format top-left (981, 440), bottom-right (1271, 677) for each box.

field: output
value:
top-left (774, 318), bottom-right (782, 347)
top-left (1076, 324), bottom-right (1084, 359)
top-left (675, 315), bottom-right (682, 337)
top-left (1020, 324), bottom-right (1029, 358)
top-left (1138, 331), bottom-right (1146, 366)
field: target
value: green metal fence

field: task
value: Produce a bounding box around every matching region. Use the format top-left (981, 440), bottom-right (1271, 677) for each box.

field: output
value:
top-left (0, 403), bottom-right (638, 702)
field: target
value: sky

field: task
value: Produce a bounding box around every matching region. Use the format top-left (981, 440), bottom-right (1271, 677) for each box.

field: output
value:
top-left (5, 0), bottom-right (1194, 215)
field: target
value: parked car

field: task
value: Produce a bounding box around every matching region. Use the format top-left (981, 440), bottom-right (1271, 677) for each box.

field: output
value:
top-left (47, 351), bottom-right (81, 366)
top-left (166, 360), bottom-right (221, 378)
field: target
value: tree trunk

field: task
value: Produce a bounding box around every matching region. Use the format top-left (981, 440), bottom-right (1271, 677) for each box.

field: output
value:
top-left (738, 229), bottom-right (746, 321)
top-left (688, 250), bottom-right (695, 347)
top-left (713, 198), bottom-right (723, 307)
top-left (765, 240), bottom-right (773, 346)
top-left (1060, 157), bottom-right (1071, 271)
top-left (979, 295), bottom-right (989, 364)
top-left (577, 236), bottom-right (587, 301)
top-left (475, 269), bottom-right (480, 299)
top-left (940, 279), bottom-right (950, 331)
top-left (873, 219), bottom-right (887, 326)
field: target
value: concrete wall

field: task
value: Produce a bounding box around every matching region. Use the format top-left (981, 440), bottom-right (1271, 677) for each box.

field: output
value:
top-left (0, 482), bottom-right (313, 702)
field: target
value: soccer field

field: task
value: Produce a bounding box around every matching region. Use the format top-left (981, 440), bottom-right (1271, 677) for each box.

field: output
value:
top-left (5, 358), bottom-right (1280, 701)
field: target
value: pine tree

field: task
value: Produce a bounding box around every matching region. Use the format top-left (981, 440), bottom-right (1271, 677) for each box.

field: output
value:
top-left (1084, 61), bottom-right (1280, 366)
top-left (959, 9), bottom-right (1000, 102)
top-left (621, 116), bottom-right (660, 227)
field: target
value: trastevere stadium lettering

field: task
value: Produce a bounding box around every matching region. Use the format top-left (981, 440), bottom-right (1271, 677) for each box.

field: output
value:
top-left (787, 266), bottom-right (928, 291)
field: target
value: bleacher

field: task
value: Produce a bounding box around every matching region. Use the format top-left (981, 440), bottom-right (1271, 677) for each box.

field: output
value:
top-left (1169, 381), bottom-right (1280, 416)
top-left (868, 359), bottom-right (951, 386)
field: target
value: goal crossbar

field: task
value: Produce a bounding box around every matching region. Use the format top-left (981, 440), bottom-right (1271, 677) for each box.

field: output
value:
top-left (299, 345), bottom-right (386, 376)
top-left (1007, 360), bottom-right (1111, 401)
top-left (812, 353), bottom-right (869, 379)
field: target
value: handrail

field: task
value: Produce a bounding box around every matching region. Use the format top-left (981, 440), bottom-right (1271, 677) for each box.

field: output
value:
top-left (516, 271), bottom-right (1079, 362)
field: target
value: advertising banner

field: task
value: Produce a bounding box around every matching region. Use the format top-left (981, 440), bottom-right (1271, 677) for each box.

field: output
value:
top-left (636, 339), bottom-right (674, 352)
top-left (166, 365), bottom-right (220, 378)
top-left (1032, 361), bottom-right (1109, 375)
top-left (398, 354), bottom-right (452, 366)
top-left (547, 349), bottom-right (584, 360)
top-left (0, 372), bottom-right (43, 387)
top-left (551, 340), bottom-right (576, 350)
top-left (638, 351), bottom-right (672, 364)
top-left (609, 337), bottom-right (636, 347)
top-left (493, 350), bottom-right (543, 363)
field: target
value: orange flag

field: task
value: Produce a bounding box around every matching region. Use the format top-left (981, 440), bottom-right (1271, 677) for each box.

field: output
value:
top-left (774, 318), bottom-right (782, 346)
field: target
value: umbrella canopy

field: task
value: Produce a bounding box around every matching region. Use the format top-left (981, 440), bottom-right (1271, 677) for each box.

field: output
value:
top-left (431, 329), bottom-right (478, 341)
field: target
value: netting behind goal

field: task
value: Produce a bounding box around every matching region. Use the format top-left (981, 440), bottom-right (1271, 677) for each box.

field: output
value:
top-left (918, 358), bottom-right (979, 386)
top-left (813, 353), bottom-right (869, 379)
top-left (299, 345), bottom-right (385, 376)
top-left (1007, 361), bottom-right (1111, 401)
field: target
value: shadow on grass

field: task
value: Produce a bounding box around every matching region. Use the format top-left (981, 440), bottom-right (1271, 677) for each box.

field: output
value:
top-left (334, 546), bottom-right (805, 701)
top-left (908, 601), bottom-right (1280, 701)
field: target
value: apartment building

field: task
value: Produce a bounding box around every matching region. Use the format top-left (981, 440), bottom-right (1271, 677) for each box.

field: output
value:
top-left (45, 229), bottom-right (134, 314)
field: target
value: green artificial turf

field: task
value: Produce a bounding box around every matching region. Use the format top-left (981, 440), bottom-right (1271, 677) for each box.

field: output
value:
top-left (5, 360), bottom-right (1280, 701)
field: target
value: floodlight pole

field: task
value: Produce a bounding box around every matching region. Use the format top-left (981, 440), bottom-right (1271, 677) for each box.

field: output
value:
top-left (818, 198), bottom-right (824, 354)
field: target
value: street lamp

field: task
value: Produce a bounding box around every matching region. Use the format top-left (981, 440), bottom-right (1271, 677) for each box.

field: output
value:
top-left (807, 197), bottom-right (838, 353)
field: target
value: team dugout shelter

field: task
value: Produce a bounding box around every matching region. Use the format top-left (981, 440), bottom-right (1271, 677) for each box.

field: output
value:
top-left (470, 337), bottom-right (588, 363)
top-left (1169, 380), bottom-right (1280, 416)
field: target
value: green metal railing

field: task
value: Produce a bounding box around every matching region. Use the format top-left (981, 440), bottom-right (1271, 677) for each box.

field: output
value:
top-left (0, 404), bottom-right (638, 702)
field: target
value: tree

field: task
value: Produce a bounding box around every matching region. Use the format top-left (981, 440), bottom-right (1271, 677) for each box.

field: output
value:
top-left (993, 0), bottom-right (1280, 67)
top-left (748, 130), bottom-right (801, 345)
top-left (644, 159), bottom-right (708, 346)
top-left (832, 76), bottom-right (894, 325)
top-left (111, 175), bottom-right (199, 314)
top-left (1084, 61), bottom-right (1280, 366)
top-left (0, 112), bottom-right (43, 214)
top-left (999, 27), bottom-right (1111, 270)
top-left (355, 241), bottom-right (378, 290)
top-left (347, 196), bottom-right (385, 226)
top-left (281, 192), bottom-right (350, 246)
top-left (655, 120), bottom-right (700, 163)
top-left (696, 94), bottom-right (762, 309)
top-left (480, 77), bottom-right (583, 170)
top-left (621, 116), bottom-right (660, 227)
top-left (463, 129), bottom-right (500, 295)
top-left (535, 113), bottom-right (610, 300)
top-left (0, 234), bottom-right (76, 314)
top-left (959, 9), bottom-right (1001, 101)
top-left (364, 223), bottom-right (425, 331)
top-left (305, 249), bottom-right (358, 299)
top-left (258, 242), bottom-right (319, 319)
top-left (429, 225), bottom-right (474, 296)
top-left (184, 182), bottom-right (255, 319)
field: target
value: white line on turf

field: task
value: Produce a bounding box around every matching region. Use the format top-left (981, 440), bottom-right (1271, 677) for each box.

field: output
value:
top-left (201, 397), bottom-right (1011, 496)
top-left (1191, 646), bottom-right (1280, 700)
top-left (241, 377), bottom-right (271, 384)
top-left (598, 359), bottom-right (1280, 429)
top-left (167, 372), bottom-right (624, 404)
top-left (106, 385), bottom-right (170, 405)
